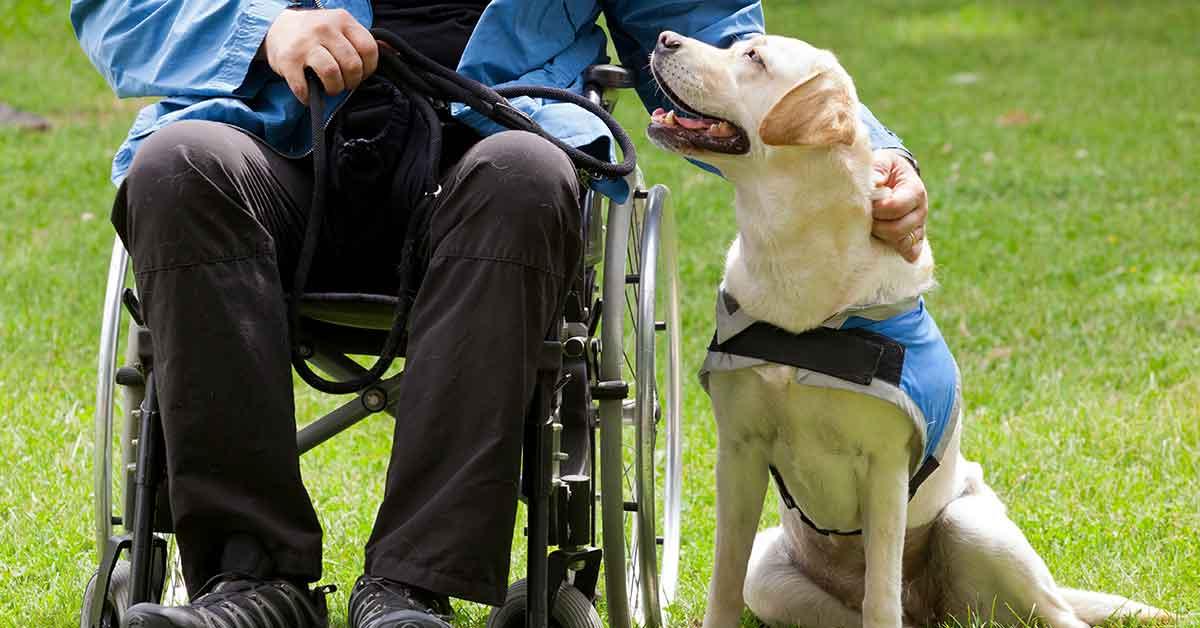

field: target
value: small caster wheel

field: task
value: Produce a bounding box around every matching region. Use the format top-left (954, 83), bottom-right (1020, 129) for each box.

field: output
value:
top-left (486, 579), bottom-right (602, 628)
top-left (80, 560), bottom-right (132, 628)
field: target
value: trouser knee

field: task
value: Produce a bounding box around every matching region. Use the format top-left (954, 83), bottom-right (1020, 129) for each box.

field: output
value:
top-left (115, 120), bottom-right (275, 273)
top-left (432, 131), bottom-right (583, 277)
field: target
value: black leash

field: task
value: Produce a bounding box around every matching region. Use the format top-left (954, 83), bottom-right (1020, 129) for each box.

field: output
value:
top-left (289, 29), bottom-right (637, 394)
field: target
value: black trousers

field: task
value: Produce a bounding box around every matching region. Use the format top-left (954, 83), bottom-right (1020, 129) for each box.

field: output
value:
top-left (113, 119), bottom-right (582, 605)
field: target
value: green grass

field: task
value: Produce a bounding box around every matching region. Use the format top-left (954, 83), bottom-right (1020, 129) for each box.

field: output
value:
top-left (1, 1), bottom-right (1197, 626)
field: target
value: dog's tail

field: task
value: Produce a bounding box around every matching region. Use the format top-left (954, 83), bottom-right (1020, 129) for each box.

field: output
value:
top-left (1059, 588), bottom-right (1174, 625)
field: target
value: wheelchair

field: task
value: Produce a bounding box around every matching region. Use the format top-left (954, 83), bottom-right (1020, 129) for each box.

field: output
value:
top-left (81, 64), bottom-right (684, 628)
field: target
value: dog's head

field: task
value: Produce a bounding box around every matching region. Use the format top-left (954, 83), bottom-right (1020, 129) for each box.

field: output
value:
top-left (648, 32), bottom-right (863, 172)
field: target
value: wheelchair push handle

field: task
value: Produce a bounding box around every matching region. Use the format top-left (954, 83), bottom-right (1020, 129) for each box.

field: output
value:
top-left (583, 64), bottom-right (636, 90)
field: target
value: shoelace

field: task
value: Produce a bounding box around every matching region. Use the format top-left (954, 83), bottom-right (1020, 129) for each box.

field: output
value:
top-left (351, 578), bottom-right (450, 627)
top-left (187, 581), bottom-right (318, 628)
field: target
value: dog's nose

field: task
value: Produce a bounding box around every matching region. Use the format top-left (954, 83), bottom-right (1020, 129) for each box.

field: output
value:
top-left (656, 31), bottom-right (683, 55)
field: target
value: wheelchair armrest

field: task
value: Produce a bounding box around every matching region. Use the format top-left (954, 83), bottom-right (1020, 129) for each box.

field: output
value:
top-left (583, 64), bottom-right (635, 90)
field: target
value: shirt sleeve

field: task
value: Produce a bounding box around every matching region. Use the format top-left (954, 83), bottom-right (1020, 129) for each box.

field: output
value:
top-left (859, 103), bottom-right (917, 168)
top-left (70, 0), bottom-right (290, 98)
top-left (602, 0), bottom-right (764, 116)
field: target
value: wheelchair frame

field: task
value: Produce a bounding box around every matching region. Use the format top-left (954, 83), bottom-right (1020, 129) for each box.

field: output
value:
top-left (83, 66), bottom-right (683, 628)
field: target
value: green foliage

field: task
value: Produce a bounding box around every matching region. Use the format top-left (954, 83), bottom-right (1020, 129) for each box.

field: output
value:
top-left (0, 1), bottom-right (1196, 626)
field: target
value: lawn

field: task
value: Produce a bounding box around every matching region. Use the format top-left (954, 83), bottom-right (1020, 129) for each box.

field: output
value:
top-left (1, 1), bottom-right (1197, 626)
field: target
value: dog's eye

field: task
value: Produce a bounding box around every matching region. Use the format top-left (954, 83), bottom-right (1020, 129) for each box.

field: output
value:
top-left (744, 48), bottom-right (765, 68)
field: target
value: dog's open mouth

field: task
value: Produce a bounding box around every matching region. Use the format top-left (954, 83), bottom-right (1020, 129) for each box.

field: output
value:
top-left (647, 72), bottom-right (750, 155)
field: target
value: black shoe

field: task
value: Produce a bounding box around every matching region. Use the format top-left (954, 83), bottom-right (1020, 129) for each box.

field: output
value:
top-left (122, 573), bottom-right (331, 628)
top-left (348, 575), bottom-right (454, 628)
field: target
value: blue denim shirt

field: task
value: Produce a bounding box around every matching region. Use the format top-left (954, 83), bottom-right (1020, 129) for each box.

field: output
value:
top-left (71, 0), bottom-right (909, 200)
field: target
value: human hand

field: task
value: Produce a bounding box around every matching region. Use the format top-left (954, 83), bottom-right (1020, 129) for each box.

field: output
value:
top-left (263, 8), bottom-right (379, 104)
top-left (870, 149), bottom-right (928, 262)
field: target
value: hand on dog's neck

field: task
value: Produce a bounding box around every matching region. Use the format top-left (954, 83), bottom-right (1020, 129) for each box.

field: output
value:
top-left (720, 132), bottom-right (935, 334)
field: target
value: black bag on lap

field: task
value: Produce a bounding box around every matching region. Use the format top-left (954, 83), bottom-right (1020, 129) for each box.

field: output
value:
top-left (329, 74), bottom-right (441, 231)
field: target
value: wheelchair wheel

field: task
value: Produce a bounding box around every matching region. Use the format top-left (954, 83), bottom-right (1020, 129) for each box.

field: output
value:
top-left (79, 560), bottom-right (130, 628)
top-left (597, 181), bottom-right (682, 628)
top-left (95, 239), bottom-right (130, 556)
top-left (487, 579), bottom-right (602, 628)
top-left (91, 238), bottom-right (180, 616)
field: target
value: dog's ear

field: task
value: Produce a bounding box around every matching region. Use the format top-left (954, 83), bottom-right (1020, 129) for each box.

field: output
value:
top-left (758, 70), bottom-right (856, 147)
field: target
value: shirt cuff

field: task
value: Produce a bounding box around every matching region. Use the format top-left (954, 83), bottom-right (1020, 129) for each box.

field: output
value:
top-left (217, 0), bottom-right (290, 94)
top-left (887, 147), bottom-right (921, 176)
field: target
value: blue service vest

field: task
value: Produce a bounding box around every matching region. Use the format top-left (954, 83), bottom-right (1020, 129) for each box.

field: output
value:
top-left (700, 291), bottom-right (961, 535)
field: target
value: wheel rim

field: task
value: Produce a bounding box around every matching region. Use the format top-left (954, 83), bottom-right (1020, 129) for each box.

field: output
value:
top-left (598, 179), bottom-right (635, 628)
top-left (623, 182), bottom-right (657, 625)
top-left (598, 178), bottom-right (682, 628)
top-left (95, 239), bottom-right (130, 556)
top-left (596, 182), bottom-right (681, 628)
top-left (624, 185), bottom-right (681, 627)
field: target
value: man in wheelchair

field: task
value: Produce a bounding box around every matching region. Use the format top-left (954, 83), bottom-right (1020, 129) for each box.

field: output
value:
top-left (71, 1), bottom-right (929, 627)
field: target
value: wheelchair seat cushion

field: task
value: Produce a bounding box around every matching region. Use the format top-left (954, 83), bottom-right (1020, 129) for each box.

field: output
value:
top-left (299, 292), bottom-right (400, 330)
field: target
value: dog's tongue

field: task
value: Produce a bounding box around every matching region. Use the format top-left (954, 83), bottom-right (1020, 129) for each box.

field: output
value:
top-left (651, 108), bottom-right (739, 138)
top-left (675, 114), bottom-right (710, 130)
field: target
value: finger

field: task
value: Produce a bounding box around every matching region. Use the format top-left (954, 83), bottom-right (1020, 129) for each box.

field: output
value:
top-left (872, 208), bottom-right (925, 245)
top-left (876, 223), bottom-right (926, 263)
top-left (343, 21), bottom-right (379, 79)
top-left (903, 232), bottom-right (925, 263)
top-left (324, 33), bottom-right (365, 90)
top-left (281, 62), bottom-right (309, 104)
top-left (269, 42), bottom-right (310, 103)
top-left (306, 45), bottom-right (345, 96)
top-left (871, 152), bottom-right (894, 179)
top-left (872, 179), bottom-right (926, 220)
top-left (872, 197), bottom-right (927, 237)
top-left (871, 168), bottom-right (888, 189)
top-left (871, 149), bottom-right (901, 182)
top-left (871, 206), bottom-right (926, 245)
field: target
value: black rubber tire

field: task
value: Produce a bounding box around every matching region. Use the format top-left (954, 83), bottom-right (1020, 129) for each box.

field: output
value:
top-left (79, 560), bottom-right (131, 628)
top-left (486, 579), bottom-right (602, 628)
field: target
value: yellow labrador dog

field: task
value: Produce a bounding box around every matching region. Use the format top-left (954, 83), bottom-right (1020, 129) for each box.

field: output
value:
top-left (647, 31), bottom-right (1171, 628)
